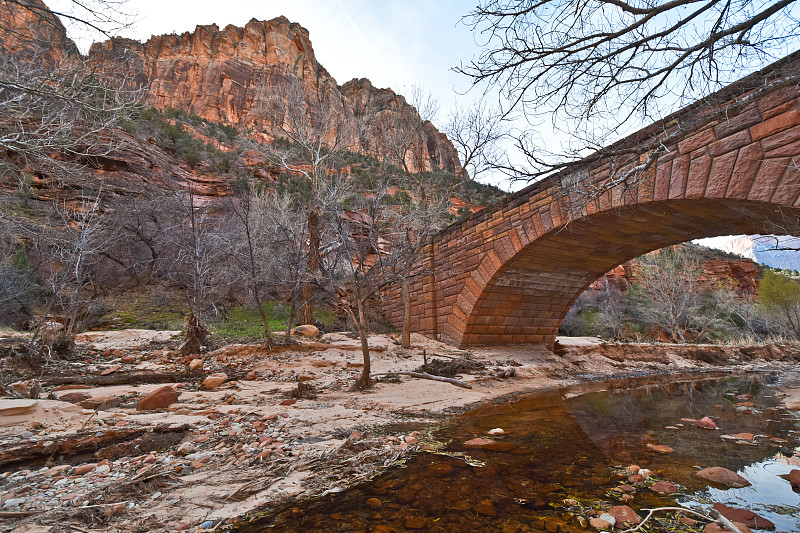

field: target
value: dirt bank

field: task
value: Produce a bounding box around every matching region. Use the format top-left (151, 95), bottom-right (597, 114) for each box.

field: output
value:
top-left (0, 331), bottom-right (798, 532)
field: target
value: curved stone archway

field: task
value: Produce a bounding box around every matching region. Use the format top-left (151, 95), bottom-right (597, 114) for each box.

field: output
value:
top-left (382, 53), bottom-right (800, 347)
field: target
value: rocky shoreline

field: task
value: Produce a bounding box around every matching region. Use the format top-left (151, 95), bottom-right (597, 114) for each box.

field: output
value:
top-left (0, 330), bottom-right (798, 532)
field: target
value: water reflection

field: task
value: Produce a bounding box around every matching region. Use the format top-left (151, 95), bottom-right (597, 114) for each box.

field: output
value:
top-left (231, 373), bottom-right (800, 532)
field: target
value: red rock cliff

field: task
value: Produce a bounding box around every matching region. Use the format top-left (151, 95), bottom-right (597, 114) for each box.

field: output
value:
top-left (85, 17), bottom-right (461, 173)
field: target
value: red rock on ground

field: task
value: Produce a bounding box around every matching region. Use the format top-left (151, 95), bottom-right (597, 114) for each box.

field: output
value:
top-left (74, 464), bottom-right (96, 476)
top-left (695, 467), bottom-right (750, 488)
top-left (136, 385), bottom-right (178, 411)
top-left (712, 503), bottom-right (775, 530)
top-left (697, 416), bottom-right (718, 430)
top-left (203, 372), bottom-right (228, 389)
top-left (59, 391), bottom-right (92, 403)
top-left (608, 505), bottom-right (641, 527)
top-left (100, 365), bottom-right (121, 376)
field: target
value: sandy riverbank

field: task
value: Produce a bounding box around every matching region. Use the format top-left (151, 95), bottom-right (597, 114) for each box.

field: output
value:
top-left (0, 330), bottom-right (798, 532)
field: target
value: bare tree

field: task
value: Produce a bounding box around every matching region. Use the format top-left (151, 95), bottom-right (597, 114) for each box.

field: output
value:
top-left (631, 246), bottom-right (706, 342)
top-left (1, 0), bottom-right (133, 46)
top-left (258, 192), bottom-right (313, 338)
top-left (759, 269), bottom-right (800, 338)
top-left (167, 184), bottom-right (219, 355)
top-left (458, 0), bottom-right (800, 178)
top-left (224, 178), bottom-right (277, 347)
top-left (28, 192), bottom-right (112, 353)
top-left (0, 208), bottom-right (36, 324)
top-left (251, 74), bottom-right (358, 325)
top-left (320, 176), bottom-right (394, 390)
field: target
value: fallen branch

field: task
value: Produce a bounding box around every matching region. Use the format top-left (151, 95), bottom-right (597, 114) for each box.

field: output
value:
top-left (45, 371), bottom-right (194, 387)
top-left (0, 511), bottom-right (36, 518)
top-left (373, 371), bottom-right (472, 389)
top-left (620, 507), bottom-right (743, 533)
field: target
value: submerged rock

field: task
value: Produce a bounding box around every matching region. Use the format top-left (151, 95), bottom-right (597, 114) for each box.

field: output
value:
top-left (712, 503), bottom-right (775, 530)
top-left (705, 523), bottom-right (753, 533)
top-left (695, 467), bottom-right (750, 488)
top-left (608, 505), bottom-right (640, 527)
top-left (649, 481), bottom-right (678, 494)
top-left (646, 443), bottom-right (674, 454)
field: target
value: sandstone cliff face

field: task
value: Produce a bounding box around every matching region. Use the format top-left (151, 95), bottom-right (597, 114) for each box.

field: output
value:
top-left (0, 0), bottom-right (78, 59)
top-left (590, 258), bottom-right (762, 295)
top-left (86, 18), bottom-right (460, 173)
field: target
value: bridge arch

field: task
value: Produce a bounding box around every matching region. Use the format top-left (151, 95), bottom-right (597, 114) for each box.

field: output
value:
top-left (382, 53), bottom-right (800, 347)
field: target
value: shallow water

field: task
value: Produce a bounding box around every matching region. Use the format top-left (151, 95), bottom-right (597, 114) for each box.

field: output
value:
top-left (232, 372), bottom-right (800, 532)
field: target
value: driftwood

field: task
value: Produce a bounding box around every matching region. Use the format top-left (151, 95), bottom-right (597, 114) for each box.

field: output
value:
top-left (44, 370), bottom-right (195, 387)
top-left (373, 371), bottom-right (472, 389)
top-left (0, 425), bottom-right (190, 467)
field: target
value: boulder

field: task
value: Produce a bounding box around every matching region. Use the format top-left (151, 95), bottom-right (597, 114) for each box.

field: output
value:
top-left (695, 467), bottom-right (750, 488)
top-left (291, 325), bottom-right (320, 338)
top-left (136, 386), bottom-right (178, 411)
top-left (789, 468), bottom-right (800, 490)
top-left (202, 373), bottom-right (228, 389)
top-left (697, 416), bottom-right (718, 430)
top-left (712, 503), bottom-right (774, 530)
top-left (188, 359), bottom-right (203, 372)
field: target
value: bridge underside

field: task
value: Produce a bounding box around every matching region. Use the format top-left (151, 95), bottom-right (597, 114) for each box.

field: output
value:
top-left (452, 198), bottom-right (800, 347)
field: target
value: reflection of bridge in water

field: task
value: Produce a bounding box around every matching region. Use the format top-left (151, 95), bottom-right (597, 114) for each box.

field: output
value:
top-left (384, 52), bottom-right (800, 348)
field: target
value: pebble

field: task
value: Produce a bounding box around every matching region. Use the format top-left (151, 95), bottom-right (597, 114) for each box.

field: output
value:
top-left (74, 464), bottom-right (96, 476)
top-left (200, 520), bottom-right (215, 529)
top-left (95, 465), bottom-right (111, 475)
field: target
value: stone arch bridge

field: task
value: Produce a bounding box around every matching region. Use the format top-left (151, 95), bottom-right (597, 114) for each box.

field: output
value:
top-left (383, 52), bottom-right (800, 348)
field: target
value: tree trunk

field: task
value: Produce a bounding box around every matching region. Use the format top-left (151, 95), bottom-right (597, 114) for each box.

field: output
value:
top-left (256, 302), bottom-right (273, 349)
top-left (347, 301), bottom-right (371, 391)
top-left (301, 209), bottom-right (320, 325)
top-left (401, 277), bottom-right (412, 348)
top-left (286, 300), bottom-right (296, 338)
